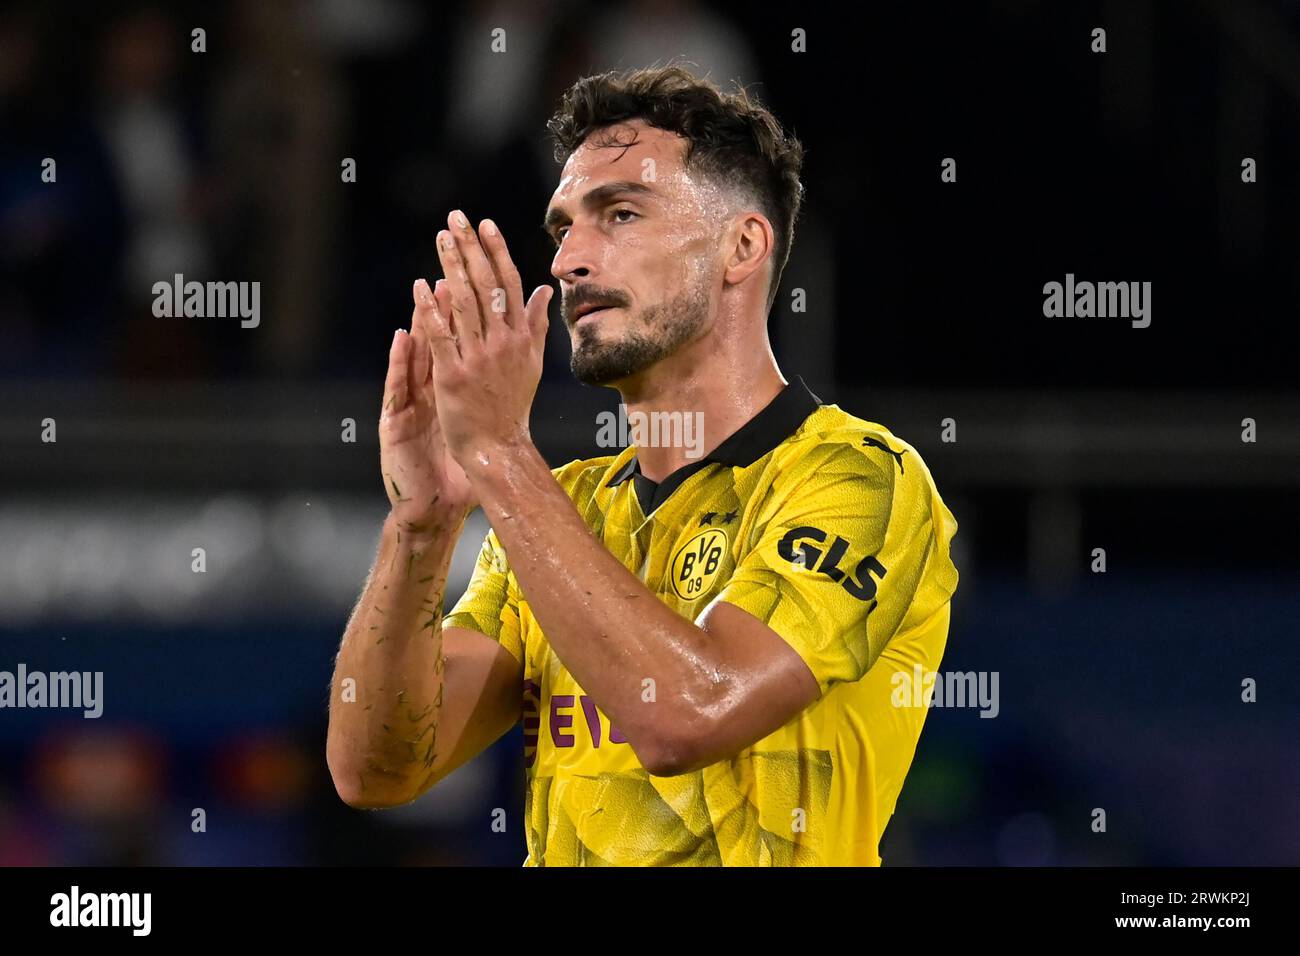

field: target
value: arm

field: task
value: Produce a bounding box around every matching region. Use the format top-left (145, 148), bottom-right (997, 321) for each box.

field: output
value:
top-left (326, 287), bottom-right (522, 808)
top-left (459, 437), bottom-right (946, 777)
top-left (326, 511), bottom-right (521, 808)
top-left (416, 212), bottom-right (818, 776)
top-left (463, 441), bottom-right (819, 776)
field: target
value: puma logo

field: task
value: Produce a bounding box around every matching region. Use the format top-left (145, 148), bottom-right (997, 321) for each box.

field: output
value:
top-left (862, 435), bottom-right (906, 474)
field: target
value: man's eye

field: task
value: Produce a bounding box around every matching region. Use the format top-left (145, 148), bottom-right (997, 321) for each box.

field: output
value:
top-left (553, 211), bottom-right (635, 246)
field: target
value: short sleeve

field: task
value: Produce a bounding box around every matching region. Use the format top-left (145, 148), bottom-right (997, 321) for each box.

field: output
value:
top-left (711, 439), bottom-right (958, 697)
top-left (444, 527), bottom-right (524, 666)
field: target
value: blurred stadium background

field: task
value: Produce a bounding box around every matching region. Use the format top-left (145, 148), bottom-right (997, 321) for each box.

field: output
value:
top-left (1, 0), bottom-right (1298, 865)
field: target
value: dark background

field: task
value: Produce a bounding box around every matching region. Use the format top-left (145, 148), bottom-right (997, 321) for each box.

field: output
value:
top-left (0, 0), bottom-right (1297, 865)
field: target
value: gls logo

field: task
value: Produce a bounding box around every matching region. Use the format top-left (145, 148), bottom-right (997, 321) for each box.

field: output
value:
top-left (777, 526), bottom-right (886, 601)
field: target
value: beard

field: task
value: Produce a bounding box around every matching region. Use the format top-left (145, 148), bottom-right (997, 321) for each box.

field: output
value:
top-left (569, 278), bottom-right (710, 386)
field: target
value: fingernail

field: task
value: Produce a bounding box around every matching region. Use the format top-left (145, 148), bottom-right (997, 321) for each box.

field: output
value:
top-left (440, 231), bottom-right (454, 250)
top-left (481, 219), bottom-right (497, 237)
top-left (453, 210), bottom-right (469, 229)
top-left (416, 278), bottom-right (433, 304)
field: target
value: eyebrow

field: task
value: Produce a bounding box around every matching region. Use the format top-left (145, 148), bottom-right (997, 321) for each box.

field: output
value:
top-left (541, 180), bottom-right (657, 239)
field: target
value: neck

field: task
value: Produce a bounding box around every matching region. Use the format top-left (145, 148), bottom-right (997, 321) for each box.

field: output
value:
top-left (614, 330), bottom-right (786, 483)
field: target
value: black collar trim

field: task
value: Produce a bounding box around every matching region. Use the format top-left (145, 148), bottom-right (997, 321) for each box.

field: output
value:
top-left (603, 376), bottom-right (823, 511)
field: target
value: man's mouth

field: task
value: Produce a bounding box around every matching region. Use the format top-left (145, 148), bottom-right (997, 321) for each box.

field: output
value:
top-left (574, 305), bottom-right (618, 323)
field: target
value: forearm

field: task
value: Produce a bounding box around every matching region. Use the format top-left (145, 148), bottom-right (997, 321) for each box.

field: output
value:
top-left (466, 440), bottom-right (723, 756)
top-left (326, 510), bottom-right (463, 805)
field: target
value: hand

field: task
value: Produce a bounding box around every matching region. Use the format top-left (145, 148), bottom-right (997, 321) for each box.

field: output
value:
top-left (379, 284), bottom-right (477, 539)
top-left (414, 211), bottom-right (553, 468)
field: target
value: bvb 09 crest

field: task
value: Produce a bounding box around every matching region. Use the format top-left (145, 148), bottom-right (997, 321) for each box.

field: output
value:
top-left (670, 528), bottom-right (729, 600)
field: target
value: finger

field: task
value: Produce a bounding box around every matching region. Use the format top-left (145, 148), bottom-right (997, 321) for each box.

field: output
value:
top-left (410, 279), bottom-right (436, 382)
top-left (382, 328), bottom-right (409, 416)
top-left (448, 209), bottom-right (503, 335)
top-left (524, 284), bottom-right (554, 344)
top-left (433, 278), bottom-right (453, 331)
top-left (429, 277), bottom-right (463, 362)
top-left (436, 225), bottom-right (487, 350)
top-left (441, 222), bottom-right (491, 348)
top-left (420, 275), bottom-right (461, 369)
top-left (409, 313), bottom-right (430, 386)
top-left (477, 218), bottom-right (524, 330)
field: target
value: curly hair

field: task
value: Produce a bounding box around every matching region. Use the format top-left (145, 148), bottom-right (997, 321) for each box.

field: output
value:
top-left (546, 64), bottom-right (805, 314)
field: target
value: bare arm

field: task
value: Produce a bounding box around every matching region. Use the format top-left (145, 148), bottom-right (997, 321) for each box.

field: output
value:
top-left (326, 285), bottom-right (521, 808)
top-left (464, 442), bottom-right (818, 777)
top-left (326, 512), bottom-right (520, 808)
top-left (417, 214), bottom-right (818, 777)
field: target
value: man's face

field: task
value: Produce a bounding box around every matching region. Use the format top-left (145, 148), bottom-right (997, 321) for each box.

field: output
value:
top-left (544, 119), bottom-right (733, 386)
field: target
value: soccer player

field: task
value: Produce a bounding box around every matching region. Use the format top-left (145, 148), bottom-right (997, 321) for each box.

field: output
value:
top-left (326, 66), bottom-right (959, 866)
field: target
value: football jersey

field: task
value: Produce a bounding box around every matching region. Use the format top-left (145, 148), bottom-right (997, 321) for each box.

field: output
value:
top-left (445, 377), bottom-right (959, 865)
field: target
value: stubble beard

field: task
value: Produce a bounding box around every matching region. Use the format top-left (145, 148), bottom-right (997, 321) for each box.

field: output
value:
top-left (569, 279), bottom-right (711, 386)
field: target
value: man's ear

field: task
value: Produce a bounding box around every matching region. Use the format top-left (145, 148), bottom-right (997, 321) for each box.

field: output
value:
top-left (723, 211), bottom-right (774, 289)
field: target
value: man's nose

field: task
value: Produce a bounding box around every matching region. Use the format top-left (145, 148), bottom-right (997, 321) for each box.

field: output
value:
top-left (550, 226), bottom-right (596, 283)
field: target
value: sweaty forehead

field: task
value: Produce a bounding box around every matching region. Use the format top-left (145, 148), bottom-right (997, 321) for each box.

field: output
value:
top-left (549, 120), bottom-right (727, 211)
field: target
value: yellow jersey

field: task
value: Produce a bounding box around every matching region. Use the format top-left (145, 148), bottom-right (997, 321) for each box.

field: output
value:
top-left (445, 378), bottom-right (959, 865)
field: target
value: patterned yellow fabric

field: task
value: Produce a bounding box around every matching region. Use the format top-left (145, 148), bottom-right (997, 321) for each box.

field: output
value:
top-left (446, 383), bottom-right (959, 865)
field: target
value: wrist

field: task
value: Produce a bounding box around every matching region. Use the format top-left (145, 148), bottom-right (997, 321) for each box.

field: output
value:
top-left (458, 431), bottom-right (538, 482)
top-left (386, 506), bottom-right (467, 550)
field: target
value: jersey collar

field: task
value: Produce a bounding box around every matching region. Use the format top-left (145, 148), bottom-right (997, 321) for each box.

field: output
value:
top-left (604, 376), bottom-right (823, 512)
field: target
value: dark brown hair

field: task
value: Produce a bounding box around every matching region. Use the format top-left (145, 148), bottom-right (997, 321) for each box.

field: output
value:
top-left (546, 64), bottom-right (805, 314)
